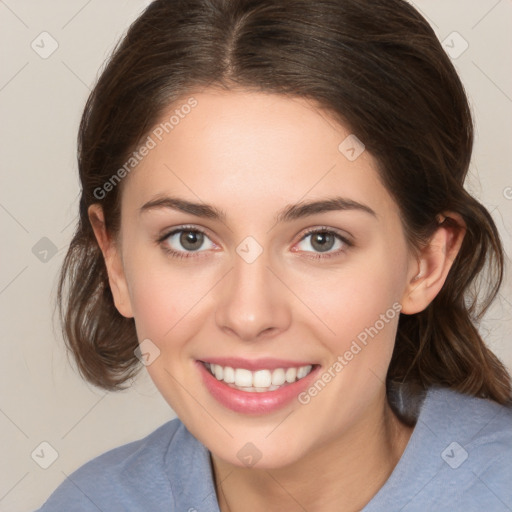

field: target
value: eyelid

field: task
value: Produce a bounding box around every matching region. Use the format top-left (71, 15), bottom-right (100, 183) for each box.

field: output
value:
top-left (290, 226), bottom-right (353, 260)
top-left (302, 224), bottom-right (353, 241)
top-left (157, 224), bottom-right (219, 260)
top-left (157, 224), bottom-right (215, 244)
top-left (296, 225), bottom-right (353, 245)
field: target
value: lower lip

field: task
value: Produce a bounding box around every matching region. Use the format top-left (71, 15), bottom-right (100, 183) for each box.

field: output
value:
top-left (196, 361), bottom-right (321, 415)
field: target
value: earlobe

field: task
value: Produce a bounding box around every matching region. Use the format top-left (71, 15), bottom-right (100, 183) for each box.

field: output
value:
top-left (400, 212), bottom-right (466, 315)
top-left (88, 204), bottom-right (134, 318)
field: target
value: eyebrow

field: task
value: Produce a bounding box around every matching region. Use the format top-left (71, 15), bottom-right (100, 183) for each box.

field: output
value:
top-left (139, 195), bottom-right (377, 222)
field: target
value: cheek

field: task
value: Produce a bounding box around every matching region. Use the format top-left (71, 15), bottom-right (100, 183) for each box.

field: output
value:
top-left (291, 244), bottom-right (408, 361)
top-left (124, 252), bottom-right (218, 347)
top-left (127, 271), bottom-right (180, 339)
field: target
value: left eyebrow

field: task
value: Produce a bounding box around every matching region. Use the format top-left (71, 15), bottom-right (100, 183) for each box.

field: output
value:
top-left (276, 197), bottom-right (377, 222)
top-left (139, 195), bottom-right (377, 222)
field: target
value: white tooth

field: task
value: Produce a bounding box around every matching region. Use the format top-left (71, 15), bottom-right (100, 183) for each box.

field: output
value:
top-left (213, 364), bottom-right (223, 380)
top-left (234, 368), bottom-right (253, 387)
top-left (229, 382), bottom-right (284, 393)
top-left (285, 367), bottom-right (297, 383)
top-left (271, 368), bottom-right (286, 386)
top-left (253, 369), bottom-right (272, 387)
top-left (223, 366), bottom-right (235, 384)
top-left (297, 365), bottom-right (312, 379)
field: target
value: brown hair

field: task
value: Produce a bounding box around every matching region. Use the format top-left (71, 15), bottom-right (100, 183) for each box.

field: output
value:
top-left (58, 0), bottom-right (511, 402)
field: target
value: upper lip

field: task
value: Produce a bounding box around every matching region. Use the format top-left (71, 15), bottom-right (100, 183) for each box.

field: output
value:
top-left (198, 357), bottom-right (317, 371)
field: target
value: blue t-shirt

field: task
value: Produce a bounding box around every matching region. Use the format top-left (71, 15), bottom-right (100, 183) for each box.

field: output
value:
top-left (36, 386), bottom-right (512, 511)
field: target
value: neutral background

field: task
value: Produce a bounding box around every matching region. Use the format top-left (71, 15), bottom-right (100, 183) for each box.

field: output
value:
top-left (0, 1), bottom-right (511, 510)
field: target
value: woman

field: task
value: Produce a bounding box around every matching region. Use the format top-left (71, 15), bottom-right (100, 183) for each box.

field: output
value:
top-left (37, 0), bottom-right (512, 510)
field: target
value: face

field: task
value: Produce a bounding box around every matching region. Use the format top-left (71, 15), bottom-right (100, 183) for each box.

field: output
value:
top-left (98, 89), bottom-right (423, 468)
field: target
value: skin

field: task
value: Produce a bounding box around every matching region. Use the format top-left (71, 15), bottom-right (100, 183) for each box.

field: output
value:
top-left (90, 89), bottom-right (465, 511)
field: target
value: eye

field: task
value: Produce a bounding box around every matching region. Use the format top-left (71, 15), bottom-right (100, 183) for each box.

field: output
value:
top-left (294, 228), bottom-right (352, 258)
top-left (159, 226), bottom-right (216, 258)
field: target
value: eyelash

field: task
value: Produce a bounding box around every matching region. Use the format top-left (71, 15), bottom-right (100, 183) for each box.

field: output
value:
top-left (157, 225), bottom-right (353, 261)
top-left (298, 227), bottom-right (353, 260)
top-left (157, 225), bottom-right (213, 260)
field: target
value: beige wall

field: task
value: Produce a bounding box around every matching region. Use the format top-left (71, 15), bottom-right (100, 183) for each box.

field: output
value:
top-left (0, 1), bottom-right (510, 510)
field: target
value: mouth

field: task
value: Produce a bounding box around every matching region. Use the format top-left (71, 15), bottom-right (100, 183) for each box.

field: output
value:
top-left (201, 361), bottom-right (315, 392)
top-left (196, 359), bottom-right (321, 414)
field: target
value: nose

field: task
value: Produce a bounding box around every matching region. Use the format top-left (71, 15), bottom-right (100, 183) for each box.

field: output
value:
top-left (214, 250), bottom-right (292, 342)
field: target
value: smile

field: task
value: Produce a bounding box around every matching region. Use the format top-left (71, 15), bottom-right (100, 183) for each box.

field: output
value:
top-left (196, 359), bottom-right (321, 414)
top-left (203, 361), bottom-right (314, 392)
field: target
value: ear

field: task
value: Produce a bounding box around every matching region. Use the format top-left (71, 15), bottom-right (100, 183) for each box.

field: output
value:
top-left (400, 212), bottom-right (466, 315)
top-left (88, 204), bottom-right (134, 318)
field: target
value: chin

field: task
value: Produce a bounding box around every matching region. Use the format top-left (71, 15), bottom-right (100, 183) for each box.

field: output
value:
top-left (207, 431), bottom-right (311, 471)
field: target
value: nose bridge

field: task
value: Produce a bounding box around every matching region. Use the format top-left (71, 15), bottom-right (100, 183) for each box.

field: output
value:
top-left (214, 246), bottom-right (290, 341)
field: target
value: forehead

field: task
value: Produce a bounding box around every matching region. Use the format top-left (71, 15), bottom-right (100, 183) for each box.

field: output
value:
top-left (121, 89), bottom-right (397, 221)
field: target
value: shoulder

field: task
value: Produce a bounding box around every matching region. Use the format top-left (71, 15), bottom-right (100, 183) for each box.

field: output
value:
top-left (426, 387), bottom-right (512, 486)
top-left (392, 383), bottom-right (512, 449)
top-left (424, 386), bottom-right (512, 451)
top-left (35, 417), bottom-right (198, 511)
top-left (408, 387), bottom-right (511, 510)
top-left (366, 386), bottom-right (512, 512)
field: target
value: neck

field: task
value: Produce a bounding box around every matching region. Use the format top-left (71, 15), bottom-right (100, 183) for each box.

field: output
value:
top-left (210, 390), bottom-right (414, 512)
